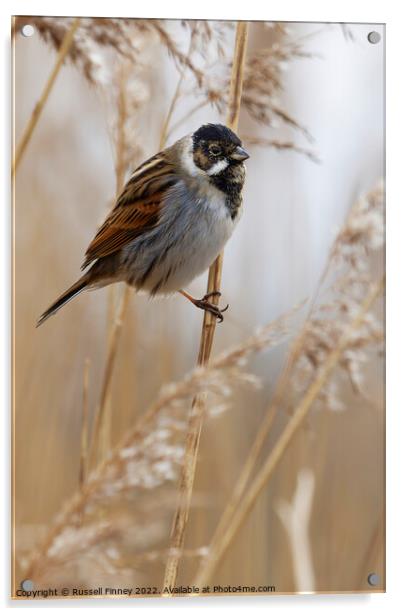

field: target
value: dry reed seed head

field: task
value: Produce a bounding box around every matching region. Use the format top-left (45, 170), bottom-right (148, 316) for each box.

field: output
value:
top-left (331, 183), bottom-right (384, 263)
top-left (15, 17), bottom-right (145, 85)
top-left (23, 309), bottom-right (293, 582)
top-left (193, 30), bottom-right (316, 139)
top-left (16, 16), bottom-right (317, 154)
top-left (129, 20), bottom-right (316, 142)
top-left (290, 185), bottom-right (384, 412)
top-left (181, 19), bottom-right (234, 59)
top-left (317, 380), bottom-right (346, 413)
top-left (240, 40), bottom-right (314, 139)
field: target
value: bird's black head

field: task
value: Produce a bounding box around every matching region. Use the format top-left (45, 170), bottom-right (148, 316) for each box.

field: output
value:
top-left (192, 123), bottom-right (249, 177)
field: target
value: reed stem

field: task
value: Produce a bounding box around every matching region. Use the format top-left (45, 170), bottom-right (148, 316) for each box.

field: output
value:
top-left (79, 359), bottom-right (90, 488)
top-left (88, 287), bottom-right (130, 469)
top-left (98, 64), bottom-right (131, 464)
top-left (162, 21), bottom-right (249, 593)
top-left (12, 17), bottom-right (80, 178)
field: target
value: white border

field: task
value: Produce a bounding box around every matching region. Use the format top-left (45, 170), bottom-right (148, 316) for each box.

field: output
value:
top-left (2, 0), bottom-right (401, 613)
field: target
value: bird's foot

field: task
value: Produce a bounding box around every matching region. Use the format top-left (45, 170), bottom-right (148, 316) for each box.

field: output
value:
top-left (193, 292), bottom-right (229, 323)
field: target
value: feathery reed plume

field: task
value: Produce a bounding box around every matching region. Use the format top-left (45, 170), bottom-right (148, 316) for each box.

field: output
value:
top-left (12, 17), bottom-right (81, 177)
top-left (291, 185), bottom-right (384, 410)
top-left (193, 275), bottom-right (384, 586)
top-left (241, 40), bottom-right (314, 141)
top-left (275, 468), bottom-right (316, 591)
top-left (168, 23), bottom-right (316, 145)
top-left (22, 313), bottom-right (290, 586)
top-left (162, 22), bottom-right (249, 593)
top-left (13, 17), bottom-right (225, 90)
top-left (137, 21), bottom-right (318, 157)
top-left (15, 18), bottom-right (317, 160)
top-left (13, 17), bottom-right (142, 85)
top-left (193, 184), bottom-right (384, 586)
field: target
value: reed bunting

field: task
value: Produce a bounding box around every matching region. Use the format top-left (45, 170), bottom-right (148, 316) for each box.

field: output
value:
top-left (37, 123), bottom-right (249, 326)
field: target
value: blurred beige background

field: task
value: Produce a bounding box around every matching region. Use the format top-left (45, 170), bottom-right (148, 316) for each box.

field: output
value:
top-left (13, 20), bottom-right (384, 593)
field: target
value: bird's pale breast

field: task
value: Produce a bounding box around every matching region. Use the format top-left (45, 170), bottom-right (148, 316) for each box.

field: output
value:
top-left (122, 177), bottom-right (241, 295)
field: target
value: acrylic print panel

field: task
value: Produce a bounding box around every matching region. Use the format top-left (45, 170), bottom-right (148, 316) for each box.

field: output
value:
top-left (12, 17), bottom-right (385, 598)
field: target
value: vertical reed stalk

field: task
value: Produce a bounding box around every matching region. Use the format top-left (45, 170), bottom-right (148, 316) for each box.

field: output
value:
top-left (88, 64), bottom-right (132, 468)
top-left (162, 22), bottom-right (249, 593)
top-left (89, 287), bottom-right (131, 469)
top-left (193, 277), bottom-right (384, 586)
top-left (79, 358), bottom-right (90, 488)
top-left (12, 17), bottom-right (81, 178)
top-left (98, 65), bottom-right (131, 463)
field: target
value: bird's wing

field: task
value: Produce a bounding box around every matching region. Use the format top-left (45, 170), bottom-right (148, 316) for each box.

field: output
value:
top-left (82, 152), bottom-right (177, 269)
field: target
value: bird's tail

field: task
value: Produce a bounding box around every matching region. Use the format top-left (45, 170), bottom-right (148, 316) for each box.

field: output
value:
top-left (37, 274), bottom-right (89, 327)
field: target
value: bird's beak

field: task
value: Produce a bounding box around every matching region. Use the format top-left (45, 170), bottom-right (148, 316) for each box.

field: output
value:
top-left (231, 145), bottom-right (250, 161)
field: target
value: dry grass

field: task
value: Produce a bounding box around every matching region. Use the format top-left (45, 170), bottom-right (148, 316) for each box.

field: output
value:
top-left (193, 275), bottom-right (384, 587)
top-left (22, 315), bottom-right (291, 584)
top-left (12, 17), bottom-right (384, 596)
top-left (193, 184), bottom-right (384, 586)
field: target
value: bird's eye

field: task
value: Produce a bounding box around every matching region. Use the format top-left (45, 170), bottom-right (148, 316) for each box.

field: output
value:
top-left (209, 145), bottom-right (222, 156)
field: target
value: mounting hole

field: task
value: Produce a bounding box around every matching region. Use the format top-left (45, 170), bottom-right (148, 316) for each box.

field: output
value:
top-left (367, 31), bottom-right (381, 44)
top-left (21, 24), bottom-right (35, 38)
top-left (367, 572), bottom-right (380, 586)
top-left (21, 579), bottom-right (34, 591)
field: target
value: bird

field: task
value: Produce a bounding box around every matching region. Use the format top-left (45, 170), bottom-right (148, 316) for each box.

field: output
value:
top-left (37, 123), bottom-right (249, 327)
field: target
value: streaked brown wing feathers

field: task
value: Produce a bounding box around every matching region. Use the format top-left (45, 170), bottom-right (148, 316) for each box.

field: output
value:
top-left (82, 152), bottom-right (177, 269)
top-left (82, 194), bottom-right (162, 268)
